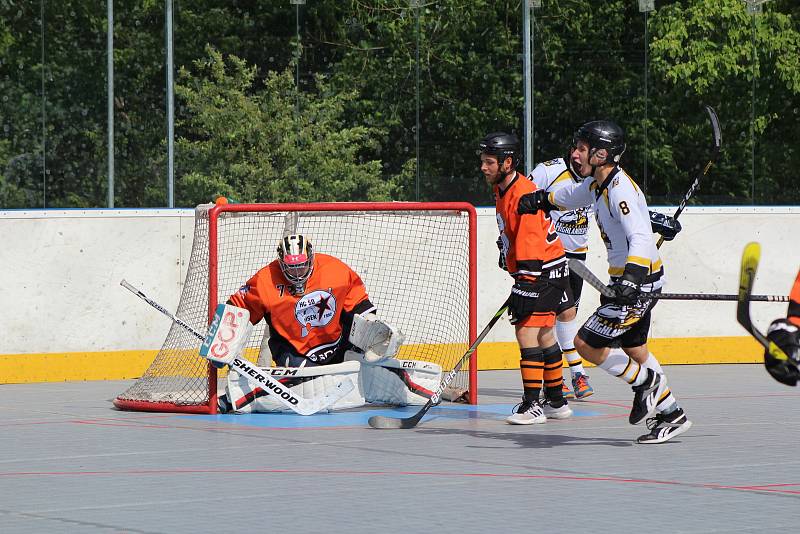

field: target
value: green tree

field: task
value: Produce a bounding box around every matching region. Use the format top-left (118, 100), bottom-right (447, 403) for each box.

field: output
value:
top-left (170, 46), bottom-right (408, 205)
top-left (2, 1), bottom-right (797, 208)
top-left (649, 0), bottom-right (800, 204)
top-left (300, 1), bottom-right (526, 204)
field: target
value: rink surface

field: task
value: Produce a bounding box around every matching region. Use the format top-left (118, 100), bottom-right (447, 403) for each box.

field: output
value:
top-left (2, 365), bottom-right (800, 533)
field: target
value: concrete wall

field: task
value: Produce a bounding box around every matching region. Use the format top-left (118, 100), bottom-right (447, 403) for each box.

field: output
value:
top-left (477, 206), bottom-right (800, 368)
top-left (1, 206), bottom-right (798, 382)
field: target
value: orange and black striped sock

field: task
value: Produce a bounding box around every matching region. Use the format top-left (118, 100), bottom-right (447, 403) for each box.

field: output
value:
top-left (542, 343), bottom-right (565, 403)
top-left (520, 347), bottom-right (544, 402)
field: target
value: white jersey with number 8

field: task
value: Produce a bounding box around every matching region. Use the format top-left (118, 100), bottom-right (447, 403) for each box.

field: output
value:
top-left (550, 166), bottom-right (663, 287)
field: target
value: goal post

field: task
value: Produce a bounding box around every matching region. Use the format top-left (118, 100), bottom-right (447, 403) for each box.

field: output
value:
top-left (114, 202), bottom-right (478, 414)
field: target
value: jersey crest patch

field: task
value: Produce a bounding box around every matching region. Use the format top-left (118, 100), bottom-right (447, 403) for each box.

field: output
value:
top-left (555, 208), bottom-right (589, 236)
top-left (295, 289), bottom-right (337, 337)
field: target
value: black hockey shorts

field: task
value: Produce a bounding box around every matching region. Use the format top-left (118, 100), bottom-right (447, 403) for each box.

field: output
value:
top-left (557, 269), bottom-right (584, 314)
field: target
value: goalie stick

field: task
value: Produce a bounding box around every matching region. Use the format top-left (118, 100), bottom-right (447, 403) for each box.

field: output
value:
top-left (368, 298), bottom-right (510, 430)
top-left (735, 243), bottom-right (792, 363)
top-left (568, 259), bottom-right (788, 302)
top-left (656, 105), bottom-right (721, 248)
top-left (119, 279), bottom-right (354, 415)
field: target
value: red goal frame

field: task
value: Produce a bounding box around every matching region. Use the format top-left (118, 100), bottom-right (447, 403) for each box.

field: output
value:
top-left (115, 201), bottom-right (477, 413)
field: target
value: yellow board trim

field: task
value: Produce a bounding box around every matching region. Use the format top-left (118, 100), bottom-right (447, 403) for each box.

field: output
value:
top-left (476, 336), bottom-right (763, 368)
top-left (0, 336), bottom-right (765, 383)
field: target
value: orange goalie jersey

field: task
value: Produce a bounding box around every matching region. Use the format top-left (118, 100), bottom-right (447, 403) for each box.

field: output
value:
top-left (495, 173), bottom-right (567, 282)
top-left (228, 253), bottom-right (376, 364)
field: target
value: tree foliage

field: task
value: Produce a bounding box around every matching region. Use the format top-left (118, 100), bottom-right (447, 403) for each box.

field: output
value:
top-left (170, 46), bottom-right (405, 205)
top-left (1, 0), bottom-right (798, 208)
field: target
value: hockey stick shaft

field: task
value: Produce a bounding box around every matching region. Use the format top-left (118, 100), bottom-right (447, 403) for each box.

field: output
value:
top-left (121, 279), bottom-right (204, 341)
top-left (368, 298), bottom-right (510, 429)
top-left (736, 243), bottom-right (791, 361)
top-left (119, 279), bottom-right (352, 415)
top-left (657, 105), bottom-right (721, 248)
top-left (653, 293), bottom-right (787, 302)
top-left (568, 260), bottom-right (788, 302)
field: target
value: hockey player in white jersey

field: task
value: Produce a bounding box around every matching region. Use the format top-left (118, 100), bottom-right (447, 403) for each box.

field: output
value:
top-left (518, 120), bottom-right (692, 444)
top-left (528, 155), bottom-right (595, 399)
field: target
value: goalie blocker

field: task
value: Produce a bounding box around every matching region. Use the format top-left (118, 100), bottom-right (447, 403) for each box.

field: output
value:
top-left (221, 351), bottom-right (442, 413)
top-left (200, 303), bottom-right (253, 368)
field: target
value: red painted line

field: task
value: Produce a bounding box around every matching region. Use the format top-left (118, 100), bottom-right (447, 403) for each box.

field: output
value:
top-left (72, 419), bottom-right (355, 431)
top-left (0, 467), bottom-right (795, 495)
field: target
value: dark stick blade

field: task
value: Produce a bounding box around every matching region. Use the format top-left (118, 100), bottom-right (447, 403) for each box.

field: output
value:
top-left (368, 414), bottom-right (422, 429)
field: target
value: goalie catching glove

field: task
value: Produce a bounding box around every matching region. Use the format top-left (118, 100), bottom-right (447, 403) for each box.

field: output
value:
top-left (349, 313), bottom-right (405, 363)
top-left (200, 303), bottom-right (253, 367)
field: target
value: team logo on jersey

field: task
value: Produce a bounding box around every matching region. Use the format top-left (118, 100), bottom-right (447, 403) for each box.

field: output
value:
top-left (555, 208), bottom-right (589, 236)
top-left (295, 289), bottom-right (337, 337)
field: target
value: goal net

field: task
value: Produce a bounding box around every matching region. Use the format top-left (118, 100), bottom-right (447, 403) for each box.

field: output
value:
top-left (114, 202), bottom-right (477, 413)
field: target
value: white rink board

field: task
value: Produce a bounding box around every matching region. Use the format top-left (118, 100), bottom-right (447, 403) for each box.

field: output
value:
top-left (478, 206), bottom-right (800, 344)
top-left (0, 209), bottom-right (195, 354)
top-left (1, 206), bottom-right (798, 356)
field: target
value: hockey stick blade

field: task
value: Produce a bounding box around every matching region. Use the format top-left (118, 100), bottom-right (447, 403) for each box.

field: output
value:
top-left (657, 105), bottom-right (721, 248)
top-left (568, 260), bottom-right (787, 302)
top-left (120, 279), bottom-right (349, 415)
top-left (735, 243), bottom-right (792, 365)
top-left (368, 299), bottom-right (510, 429)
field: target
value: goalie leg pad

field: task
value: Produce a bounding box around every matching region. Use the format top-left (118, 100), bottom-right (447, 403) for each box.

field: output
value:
top-left (349, 313), bottom-right (405, 363)
top-left (224, 361), bottom-right (365, 413)
top-left (346, 351), bottom-right (443, 405)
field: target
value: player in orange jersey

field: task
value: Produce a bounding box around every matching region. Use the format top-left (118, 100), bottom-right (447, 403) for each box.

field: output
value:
top-left (764, 270), bottom-right (800, 385)
top-left (480, 132), bottom-right (573, 425)
top-left (228, 234), bottom-right (378, 367)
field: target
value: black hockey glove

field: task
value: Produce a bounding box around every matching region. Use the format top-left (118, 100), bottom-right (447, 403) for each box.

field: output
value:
top-left (518, 189), bottom-right (556, 215)
top-left (610, 266), bottom-right (645, 306)
top-left (496, 236), bottom-right (507, 271)
top-left (509, 280), bottom-right (539, 324)
top-left (649, 211), bottom-right (682, 242)
top-left (764, 318), bottom-right (800, 386)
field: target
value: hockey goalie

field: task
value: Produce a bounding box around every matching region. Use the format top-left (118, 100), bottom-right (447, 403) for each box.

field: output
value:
top-left (199, 234), bottom-right (442, 414)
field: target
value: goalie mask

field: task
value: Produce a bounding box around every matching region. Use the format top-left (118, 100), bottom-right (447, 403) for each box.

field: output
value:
top-left (277, 234), bottom-right (314, 294)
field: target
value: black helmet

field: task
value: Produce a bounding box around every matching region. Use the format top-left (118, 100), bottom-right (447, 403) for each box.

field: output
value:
top-left (573, 120), bottom-right (626, 165)
top-left (479, 132), bottom-right (521, 167)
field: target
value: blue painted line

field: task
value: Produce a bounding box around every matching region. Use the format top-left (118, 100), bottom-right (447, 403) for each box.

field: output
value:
top-left (185, 403), bottom-right (604, 428)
